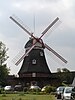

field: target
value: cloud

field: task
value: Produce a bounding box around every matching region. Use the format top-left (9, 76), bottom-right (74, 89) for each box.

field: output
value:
top-left (0, 0), bottom-right (75, 74)
top-left (12, 0), bottom-right (69, 13)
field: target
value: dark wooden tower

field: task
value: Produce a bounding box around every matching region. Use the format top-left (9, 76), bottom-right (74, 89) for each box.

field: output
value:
top-left (10, 16), bottom-right (67, 87)
top-left (18, 38), bottom-right (51, 87)
top-left (18, 38), bottom-right (51, 77)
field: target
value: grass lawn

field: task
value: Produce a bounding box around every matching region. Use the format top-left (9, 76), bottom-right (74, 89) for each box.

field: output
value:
top-left (0, 93), bottom-right (55, 100)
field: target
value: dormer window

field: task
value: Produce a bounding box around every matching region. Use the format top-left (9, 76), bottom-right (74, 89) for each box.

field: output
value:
top-left (32, 59), bottom-right (36, 64)
top-left (40, 51), bottom-right (43, 56)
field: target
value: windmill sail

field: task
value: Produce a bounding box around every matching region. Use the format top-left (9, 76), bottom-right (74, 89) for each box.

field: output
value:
top-left (10, 15), bottom-right (67, 66)
top-left (15, 44), bottom-right (35, 66)
top-left (44, 43), bottom-right (67, 64)
top-left (41, 17), bottom-right (59, 35)
top-left (12, 49), bottom-right (25, 65)
top-left (10, 15), bottom-right (34, 37)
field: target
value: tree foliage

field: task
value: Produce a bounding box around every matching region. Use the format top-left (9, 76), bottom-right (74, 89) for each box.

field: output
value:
top-left (57, 68), bottom-right (73, 85)
top-left (62, 68), bottom-right (70, 72)
top-left (0, 41), bottom-right (9, 86)
top-left (0, 41), bottom-right (9, 65)
top-left (57, 68), bottom-right (70, 73)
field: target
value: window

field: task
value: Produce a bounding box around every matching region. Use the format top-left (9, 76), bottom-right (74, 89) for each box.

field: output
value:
top-left (32, 59), bottom-right (36, 64)
top-left (32, 73), bottom-right (36, 77)
top-left (40, 51), bottom-right (43, 56)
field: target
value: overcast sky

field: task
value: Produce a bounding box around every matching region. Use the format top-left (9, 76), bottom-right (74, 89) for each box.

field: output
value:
top-left (0, 0), bottom-right (75, 75)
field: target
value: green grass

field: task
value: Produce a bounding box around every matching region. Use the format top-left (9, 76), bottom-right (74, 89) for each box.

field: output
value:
top-left (0, 93), bottom-right (55, 100)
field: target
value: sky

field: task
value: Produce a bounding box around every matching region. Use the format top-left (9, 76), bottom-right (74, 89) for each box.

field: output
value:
top-left (0, 0), bottom-right (75, 75)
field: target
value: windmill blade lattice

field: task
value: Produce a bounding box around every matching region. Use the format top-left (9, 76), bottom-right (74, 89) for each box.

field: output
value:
top-left (10, 15), bottom-right (67, 66)
top-left (10, 15), bottom-right (34, 37)
top-left (10, 16), bottom-right (61, 65)
top-left (12, 49), bottom-right (25, 65)
top-left (44, 43), bottom-right (67, 64)
top-left (15, 44), bottom-right (35, 66)
top-left (40, 17), bottom-right (60, 39)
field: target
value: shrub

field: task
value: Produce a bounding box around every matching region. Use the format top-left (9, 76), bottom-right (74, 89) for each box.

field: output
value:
top-left (29, 88), bottom-right (41, 92)
top-left (29, 86), bottom-right (41, 93)
top-left (23, 87), bottom-right (28, 92)
top-left (2, 94), bottom-right (7, 97)
top-left (42, 85), bottom-right (56, 94)
top-left (0, 87), bottom-right (4, 94)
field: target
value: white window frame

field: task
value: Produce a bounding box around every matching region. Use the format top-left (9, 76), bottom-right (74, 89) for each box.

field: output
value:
top-left (32, 59), bottom-right (36, 64)
top-left (32, 73), bottom-right (36, 77)
top-left (40, 51), bottom-right (43, 56)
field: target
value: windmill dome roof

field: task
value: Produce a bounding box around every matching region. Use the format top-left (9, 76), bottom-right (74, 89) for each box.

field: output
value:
top-left (25, 38), bottom-right (45, 48)
top-left (25, 38), bottom-right (33, 48)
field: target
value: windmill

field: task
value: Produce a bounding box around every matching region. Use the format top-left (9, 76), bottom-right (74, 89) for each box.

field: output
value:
top-left (10, 15), bottom-right (67, 87)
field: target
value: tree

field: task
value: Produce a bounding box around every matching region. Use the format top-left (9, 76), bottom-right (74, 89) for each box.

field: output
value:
top-left (57, 68), bottom-right (73, 85)
top-left (62, 68), bottom-right (70, 72)
top-left (0, 41), bottom-right (9, 86)
top-left (0, 41), bottom-right (9, 65)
